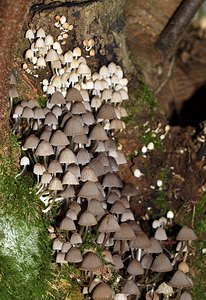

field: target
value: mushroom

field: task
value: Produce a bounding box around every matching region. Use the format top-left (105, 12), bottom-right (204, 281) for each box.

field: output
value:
top-left (15, 156), bottom-right (30, 178)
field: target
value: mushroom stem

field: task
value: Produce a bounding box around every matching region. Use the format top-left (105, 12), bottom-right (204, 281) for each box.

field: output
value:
top-left (101, 232), bottom-right (110, 249)
top-left (172, 241), bottom-right (186, 266)
top-left (137, 248), bottom-right (142, 261)
top-left (15, 165), bottom-right (26, 178)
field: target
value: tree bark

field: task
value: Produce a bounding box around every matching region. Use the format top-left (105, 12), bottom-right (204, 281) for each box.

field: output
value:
top-left (0, 0), bottom-right (31, 155)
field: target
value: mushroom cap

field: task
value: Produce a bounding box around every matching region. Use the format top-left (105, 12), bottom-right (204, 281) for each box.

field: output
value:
top-left (88, 199), bottom-right (105, 216)
top-left (151, 253), bottom-right (173, 273)
top-left (130, 232), bottom-right (151, 249)
top-left (66, 87), bottom-right (83, 102)
top-left (59, 148), bottom-right (77, 164)
top-left (121, 183), bottom-right (138, 196)
top-left (80, 251), bottom-right (103, 271)
top-left (81, 166), bottom-right (98, 182)
top-left (178, 261), bottom-right (190, 273)
top-left (156, 282), bottom-right (174, 295)
top-left (121, 279), bottom-right (140, 296)
top-left (89, 124), bottom-right (109, 141)
top-left (60, 216), bottom-right (76, 231)
top-left (144, 238), bottom-right (163, 254)
top-left (98, 214), bottom-right (120, 233)
top-left (33, 163), bottom-right (46, 175)
top-left (22, 106), bottom-right (34, 119)
top-left (35, 140), bottom-right (54, 156)
top-left (52, 237), bottom-right (63, 250)
top-left (179, 291), bottom-right (192, 300)
top-left (102, 173), bottom-right (123, 188)
top-left (65, 247), bottom-right (83, 263)
top-left (67, 163), bottom-right (81, 178)
top-left (50, 130), bottom-right (70, 146)
top-left (23, 134), bottom-right (39, 149)
top-left (70, 232), bottom-right (82, 244)
top-left (127, 259), bottom-right (144, 275)
top-left (113, 223), bottom-right (136, 241)
top-left (141, 254), bottom-right (153, 269)
top-left (78, 210), bottom-right (97, 226)
top-left (50, 91), bottom-right (66, 105)
top-left (46, 49), bottom-right (59, 61)
top-left (78, 181), bottom-right (104, 199)
top-left (48, 177), bottom-right (63, 191)
top-left (44, 112), bottom-right (58, 125)
top-left (64, 115), bottom-right (85, 136)
top-left (9, 86), bottom-right (19, 98)
top-left (112, 254), bottom-right (124, 269)
top-left (110, 200), bottom-right (126, 215)
top-left (60, 185), bottom-right (75, 198)
top-left (97, 103), bottom-right (117, 120)
top-left (40, 171), bottom-right (52, 184)
top-left (71, 102), bottom-right (86, 114)
top-left (176, 226), bottom-right (197, 241)
top-left (168, 270), bottom-right (193, 288)
top-left (62, 171), bottom-right (79, 185)
top-left (92, 283), bottom-right (113, 300)
top-left (154, 227), bottom-right (168, 241)
top-left (56, 252), bottom-right (67, 264)
top-left (61, 241), bottom-right (72, 253)
top-left (48, 160), bottom-right (63, 174)
top-left (77, 148), bottom-right (91, 165)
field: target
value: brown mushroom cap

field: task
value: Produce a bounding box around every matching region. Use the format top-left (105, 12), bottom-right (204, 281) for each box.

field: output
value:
top-left (80, 251), bottom-right (103, 271)
top-left (78, 181), bottom-right (104, 199)
top-left (113, 223), bottom-right (136, 241)
top-left (50, 91), bottom-right (66, 105)
top-left (168, 270), bottom-right (193, 288)
top-left (121, 279), bottom-right (140, 296)
top-left (50, 130), bottom-right (70, 146)
top-left (60, 216), bottom-right (76, 231)
top-left (89, 124), bottom-right (109, 141)
top-left (179, 291), bottom-right (192, 300)
top-left (127, 259), bottom-right (144, 275)
top-left (151, 253), bottom-right (173, 273)
top-left (144, 238), bottom-right (163, 254)
top-left (48, 177), bottom-right (63, 191)
top-left (176, 226), bottom-right (197, 241)
top-left (35, 140), bottom-right (54, 156)
top-left (23, 134), bottom-right (40, 149)
top-left (78, 210), bottom-right (97, 226)
top-left (66, 87), bottom-right (83, 102)
top-left (87, 199), bottom-right (105, 216)
top-left (65, 247), bottom-right (83, 263)
top-left (92, 283), bottom-right (113, 300)
top-left (48, 160), bottom-right (63, 174)
top-left (98, 214), bottom-right (120, 233)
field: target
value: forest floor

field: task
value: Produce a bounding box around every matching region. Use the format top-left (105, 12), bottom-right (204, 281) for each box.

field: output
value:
top-left (117, 1), bottom-right (206, 298)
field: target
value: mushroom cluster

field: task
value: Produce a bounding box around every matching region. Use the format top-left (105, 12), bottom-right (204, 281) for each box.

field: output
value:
top-left (11, 19), bottom-right (197, 300)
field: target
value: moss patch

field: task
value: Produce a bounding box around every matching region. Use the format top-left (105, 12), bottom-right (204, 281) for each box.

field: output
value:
top-left (0, 134), bottom-right (52, 300)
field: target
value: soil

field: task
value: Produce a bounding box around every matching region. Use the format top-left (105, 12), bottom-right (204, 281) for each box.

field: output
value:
top-left (121, 0), bottom-right (206, 224)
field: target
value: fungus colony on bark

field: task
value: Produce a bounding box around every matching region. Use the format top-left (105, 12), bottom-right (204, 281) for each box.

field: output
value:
top-left (10, 18), bottom-right (197, 300)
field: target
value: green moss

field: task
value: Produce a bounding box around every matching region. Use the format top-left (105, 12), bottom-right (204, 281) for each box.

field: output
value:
top-left (123, 82), bottom-right (158, 125)
top-left (191, 194), bottom-right (206, 299)
top-left (37, 93), bottom-right (47, 108)
top-left (135, 82), bottom-right (158, 112)
top-left (0, 134), bottom-right (52, 300)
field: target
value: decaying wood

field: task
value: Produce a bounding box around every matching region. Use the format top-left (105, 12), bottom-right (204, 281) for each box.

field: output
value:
top-left (0, 0), bottom-right (32, 155)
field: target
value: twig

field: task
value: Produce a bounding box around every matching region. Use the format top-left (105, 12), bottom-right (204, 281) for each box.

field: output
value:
top-left (156, 0), bottom-right (204, 60)
top-left (154, 55), bottom-right (175, 95)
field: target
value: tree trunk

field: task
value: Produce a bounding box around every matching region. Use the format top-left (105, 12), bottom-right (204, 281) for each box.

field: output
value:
top-left (0, 0), bottom-right (32, 156)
